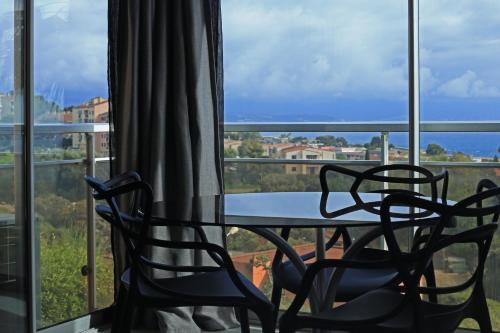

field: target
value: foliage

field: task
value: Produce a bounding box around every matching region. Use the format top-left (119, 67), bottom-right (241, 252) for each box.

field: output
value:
top-left (36, 194), bottom-right (86, 229)
top-left (260, 174), bottom-right (318, 192)
top-left (426, 143), bottom-right (447, 156)
top-left (364, 136), bottom-right (382, 150)
top-left (315, 135), bottom-right (348, 147)
top-left (451, 152), bottom-right (473, 162)
top-left (253, 254), bottom-right (273, 298)
top-left (224, 147), bottom-right (237, 158)
top-left (238, 140), bottom-right (264, 158)
top-left (39, 230), bottom-right (87, 326)
top-left (39, 227), bottom-right (114, 327)
top-left (290, 136), bottom-right (307, 143)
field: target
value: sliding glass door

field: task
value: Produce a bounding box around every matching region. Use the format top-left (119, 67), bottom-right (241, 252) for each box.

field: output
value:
top-left (33, 0), bottom-right (111, 328)
top-left (0, 1), bottom-right (29, 332)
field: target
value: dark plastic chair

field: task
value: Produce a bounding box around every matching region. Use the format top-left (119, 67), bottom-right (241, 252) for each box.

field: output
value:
top-left (270, 164), bottom-right (448, 316)
top-left (279, 186), bottom-right (499, 333)
top-left (84, 173), bottom-right (275, 333)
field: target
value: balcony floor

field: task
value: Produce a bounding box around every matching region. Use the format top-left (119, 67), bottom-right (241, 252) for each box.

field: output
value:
top-left (88, 327), bottom-right (262, 333)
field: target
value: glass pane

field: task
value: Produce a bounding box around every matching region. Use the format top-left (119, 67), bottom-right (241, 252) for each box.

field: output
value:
top-left (223, 0), bottom-right (409, 309)
top-left (421, 1), bottom-right (500, 330)
top-left (0, 1), bottom-right (28, 332)
top-left (33, 0), bottom-right (110, 328)
top-left (223, 0), bottom-right (408, 123)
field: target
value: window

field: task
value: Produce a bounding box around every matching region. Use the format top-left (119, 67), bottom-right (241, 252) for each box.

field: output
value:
top-left (222, 0), bottom-right (409, 313)
top-left (420, 1), bottom-right (500, 330)
top-left (0, 2), bottom-right (28, 332)
top-left (34, 0), bottom-right (111, 328)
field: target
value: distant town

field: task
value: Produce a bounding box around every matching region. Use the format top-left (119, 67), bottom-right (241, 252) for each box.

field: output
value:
top-left (0, 92), bottom-right (110, 157)
top-left (1, 92), bottom-right (499, 165)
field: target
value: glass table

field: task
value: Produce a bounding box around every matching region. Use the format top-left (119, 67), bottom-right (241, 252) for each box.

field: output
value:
top-left (153, 191), bottom-right (444, 313)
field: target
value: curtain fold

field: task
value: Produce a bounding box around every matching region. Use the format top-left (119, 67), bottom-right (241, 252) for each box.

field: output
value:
top-left (108, 1), bottom-right (233, 331)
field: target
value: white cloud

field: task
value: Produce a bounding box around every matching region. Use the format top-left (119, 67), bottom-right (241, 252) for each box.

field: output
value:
top-left (222, 0), bottom-right (408, 100)
top-left (420, 66), bottom-right (440, 94)
top-left (437, 70), bottom-right (500, 98)
top-left (33, 0), bottom-right (108, 104)
top-left (223, 0), bottom-right (500, 101)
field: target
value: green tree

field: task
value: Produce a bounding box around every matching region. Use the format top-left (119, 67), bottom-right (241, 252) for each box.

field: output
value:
top-left (238, 140), bottom-right (264, 158)
top-left (224, 148), bottom-right (237, 158)
top-left (290, 136), bottom-right (307, 143)
top-left (316, 135), bottom-right (336, 146)
top-left (450, 152), bottom-right (473, 162)
top-left (364, 136), bottom-right (382, 149)
top-left (426, 143), bottom-right (446, 156)
top-left (316, 135), bottom-right (348, 147)
top-left (39, 226), bottom-right (113, 326)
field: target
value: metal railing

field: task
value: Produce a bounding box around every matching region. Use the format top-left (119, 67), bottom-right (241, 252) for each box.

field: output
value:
top-left (0, 123), bottom-right (108, 312)
top-left (224, 121), bottom-right (500, 168)
top-left (1, 120), bottom-right (498, 316)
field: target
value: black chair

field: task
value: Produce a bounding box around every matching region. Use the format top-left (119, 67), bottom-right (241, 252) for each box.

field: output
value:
top-left (270, 164), bottom-right (448, 316)
top-left (84, 173), bottom-right (275, 333)
top-left (279, 186), bottom-right (499, 333)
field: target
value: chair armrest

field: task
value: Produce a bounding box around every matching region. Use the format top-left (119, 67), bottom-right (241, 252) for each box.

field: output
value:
top-left (103, 171), bottom-right (141, 188)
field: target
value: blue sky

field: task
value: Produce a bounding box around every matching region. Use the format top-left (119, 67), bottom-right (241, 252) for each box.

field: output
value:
top-left (1, 0), bottom-right (500, 122)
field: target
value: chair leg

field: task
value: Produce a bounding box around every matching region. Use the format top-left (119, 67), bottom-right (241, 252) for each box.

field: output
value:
top-left (271, 284), bottom-right (282, 321)
top-left (238, 307), bottom-right (250, 333)
top-left (278, 319), bottom-right (294, 333)
top-left (113, 286), bottom-right (136, 333)
top-left (474, 296), bottom-right (492, 333)
top-left (111, 285), bottom-right (127, 333)
top-left (255, 307), bottom-right (276, 333)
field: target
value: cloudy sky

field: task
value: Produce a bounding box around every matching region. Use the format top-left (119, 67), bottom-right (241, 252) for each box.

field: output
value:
top-left (222, 0), bottom-right (500, 121)
top-left (1, 0), bottom-right (500, 121)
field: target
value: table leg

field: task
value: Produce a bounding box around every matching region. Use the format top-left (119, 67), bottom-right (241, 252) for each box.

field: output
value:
top-left (315, 227), bottom-right (327, 297)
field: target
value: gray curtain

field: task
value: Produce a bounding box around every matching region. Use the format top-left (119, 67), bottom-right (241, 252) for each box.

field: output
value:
top-left (108, 0), bottom-right (235, 331)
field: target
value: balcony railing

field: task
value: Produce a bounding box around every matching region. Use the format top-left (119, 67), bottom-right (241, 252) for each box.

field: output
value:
top-left (224, 121), bottom-right (500, 168)
top-left (2, 121), bottom-right (498, 328)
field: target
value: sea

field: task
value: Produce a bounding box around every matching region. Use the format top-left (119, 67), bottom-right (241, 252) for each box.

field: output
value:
top-left (225, 98), bottom-right (500, 158)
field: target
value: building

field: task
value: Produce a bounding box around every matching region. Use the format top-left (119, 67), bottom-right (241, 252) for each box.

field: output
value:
top-left (337, 147), bottom-right (367, 160)
top-left (223, 139), bottom-right (242, 153)
top-left (66, 97), bottom-right (109, 157)
top-left (280, 145), bottom-right (336, 175)
top-left (261, 142), bottom-right (296, 158)
top-left (231, 243), bottom-right (343, 289)
top-left (95, 112), bottom-right (110, 157)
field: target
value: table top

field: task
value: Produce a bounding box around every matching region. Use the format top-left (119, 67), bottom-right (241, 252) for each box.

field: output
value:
top-left (152, 191), bottom-right (442, 228)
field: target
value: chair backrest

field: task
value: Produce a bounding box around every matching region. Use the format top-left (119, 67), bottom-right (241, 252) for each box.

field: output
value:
top-left (84, 172), bottom-right (153, 260)
top-left (476, 178), bottom-right (500, 226)
top-left (320, 164), bottom-right (448, 219)
top-left (379, 187), bottom-right (499, 321)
